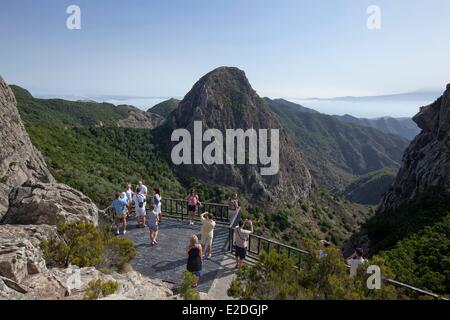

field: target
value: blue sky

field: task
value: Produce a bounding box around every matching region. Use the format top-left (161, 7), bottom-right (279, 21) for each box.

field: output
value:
top-left (0, 0), bottom-right (449, 116)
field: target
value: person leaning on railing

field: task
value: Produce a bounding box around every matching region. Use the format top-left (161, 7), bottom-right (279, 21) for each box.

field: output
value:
top-left (228, 193), bottom-right (240, 227)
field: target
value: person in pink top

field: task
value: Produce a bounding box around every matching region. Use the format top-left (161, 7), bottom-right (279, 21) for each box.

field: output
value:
top-left (185, 189), bottom-right (201, 225)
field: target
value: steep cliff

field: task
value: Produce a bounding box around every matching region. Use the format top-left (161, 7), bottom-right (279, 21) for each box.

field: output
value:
top-left (0, 76), bottom-right (54, 218)
top-left (379, 84), bottom-right (450, 212)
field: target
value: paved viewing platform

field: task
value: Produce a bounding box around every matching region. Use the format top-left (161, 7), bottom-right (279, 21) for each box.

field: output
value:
top-left (111, 199), bottom-right (445, 300)
top-left (124, 217), bottom-right (235, 297)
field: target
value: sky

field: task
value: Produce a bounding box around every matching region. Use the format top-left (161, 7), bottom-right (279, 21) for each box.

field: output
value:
top-left (0, 0), bottom-right (449, 117)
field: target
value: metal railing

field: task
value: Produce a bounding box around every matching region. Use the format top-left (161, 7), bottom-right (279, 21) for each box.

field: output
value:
top-left (104, 200), bottom-right (448, 300)
top-left (161, 198), bottom-right (230, 223)
top-left (104, 198), bottom-right (230, 223)
top-left (225, 209), bottom-right (447, 300)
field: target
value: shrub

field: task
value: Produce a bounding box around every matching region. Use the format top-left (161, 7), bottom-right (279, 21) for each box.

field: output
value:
top-left (180, 271), bottom-right (200, 300)
top-left (228, 240), bottom-right (397, 300)
top-left (40, 221), bottom-right (136, 270)
top-left (83, 279), bottom-right (118, 300)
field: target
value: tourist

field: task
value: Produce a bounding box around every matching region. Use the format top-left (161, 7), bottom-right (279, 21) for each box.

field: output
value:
top-left (152, 188), bottom-right (162, 221)
top-left (228, 193), bottom-right (240, 227)
top-left (112, 192), bottom-right (128, 235)
top-left (319, 240), bottom-right (331, 259)
top-left (346, 248), bottom-right (366, 277)
top-left (133, 187), bottom-right (147, 228)
top-left (233, 219), bottom-right (253, 269)
top-left (185, 190), bottom-right (201, 226)
top-left (122, 183), bottom-right (133, 218)
top-left (146, 204), bottom-right (160, 245)
top-left (200, 210), bottom-right (216, 259)
top-left (138, 180), bottom-right (148, 196)
top-left (185, 235), bottom-right (203, 287)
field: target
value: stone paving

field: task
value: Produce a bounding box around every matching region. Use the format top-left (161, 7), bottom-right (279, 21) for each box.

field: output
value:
top-left (124, 216), bottom-right (231, 294)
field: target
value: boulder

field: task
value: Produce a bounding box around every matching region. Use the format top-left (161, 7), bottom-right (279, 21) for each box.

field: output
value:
top-left (0, 276), bottom-right (26, 300)
top-left (2, 182), bottom-right (99, 226)
top-left (51, 266), bottom-right (174, 300)
top-left (0, 225), bottom-right (56, 284)
top-left (0, 239), bottom-right (47, 283)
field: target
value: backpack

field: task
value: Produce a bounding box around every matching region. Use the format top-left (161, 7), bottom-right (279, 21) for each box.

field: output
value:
top-left (136, 194), bottom-right (145, 208)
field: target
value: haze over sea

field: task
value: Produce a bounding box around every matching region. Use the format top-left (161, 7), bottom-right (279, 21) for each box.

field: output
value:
top-left (290, 99), bottom-right (434, 118)
top-left (34, 93), bottom-right (437, 119)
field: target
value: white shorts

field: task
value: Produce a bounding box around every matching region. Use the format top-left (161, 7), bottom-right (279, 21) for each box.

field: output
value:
top-left (135, 210), bottom-right (146, 217)
top-left (202, 235), bottom-right (213, 247)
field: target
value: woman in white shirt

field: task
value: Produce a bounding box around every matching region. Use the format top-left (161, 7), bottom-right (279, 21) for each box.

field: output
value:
top-left (152, 188), bottom-right (162, 219)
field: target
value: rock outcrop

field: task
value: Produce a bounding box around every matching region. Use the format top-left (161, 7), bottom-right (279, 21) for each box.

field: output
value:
top-left (1, 181), bottom-right (99, 226)
top-left (51, 266), bottom-right (174, 300)
top-left (167, 66), bottom-right (312, 201)
top-left (117, 105), bottom-right (165, 129)
top-left (0, 225), bottom-right (173, 300)
top-left (0, 225), bottom-right (57, 291)
top-left (379, 84), bottom-right (450, 212)
top-left (0, 76), bottom-right (54, 218)
top-left (1, 75), bottom-right (100, 225)
top-left (343, 84), bottom-right (450, 257)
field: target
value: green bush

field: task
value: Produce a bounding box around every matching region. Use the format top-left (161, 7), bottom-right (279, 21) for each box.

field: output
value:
top-left (40, 221), bottom-right (136, 270)
top-left (228, 240), bottom-right (397, 300)
top-left (180, 271), bottom-right (200, 300)
top-left (83, 279), bottom-right (118, 300)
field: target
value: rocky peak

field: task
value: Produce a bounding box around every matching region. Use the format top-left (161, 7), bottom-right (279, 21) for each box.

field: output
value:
top-left (379, 84), bottom-right (450, 212)
top-left (168, 67), bottom-right (312, 201)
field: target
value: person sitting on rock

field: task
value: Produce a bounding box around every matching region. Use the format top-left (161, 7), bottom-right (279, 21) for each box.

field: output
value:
top-left (112, 192), bottom-right (128, 235)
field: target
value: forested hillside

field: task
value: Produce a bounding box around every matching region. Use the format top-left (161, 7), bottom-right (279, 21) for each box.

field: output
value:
top-left (266, 98), bottom-right (408, 192)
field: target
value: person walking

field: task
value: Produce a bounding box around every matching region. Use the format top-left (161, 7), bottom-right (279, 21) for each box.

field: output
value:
top-left (200, 210), bottom-right (216, 259)
top-left (185, 190), bottom-right (201, 226)
top-left (133, 187), bottom-right (147, 228)
top-left (233, 219), bottom-right (253, 269)
top-left (146, 204), bottom-right (160, 245)
top-left (111, 192), bottom-right (128, 235)
top-left (152, 188), bottom-right (162, 221)
top-left (185, 235), bottom-right (203, 287)
top-left (228, 193), bottom-right (240, 227)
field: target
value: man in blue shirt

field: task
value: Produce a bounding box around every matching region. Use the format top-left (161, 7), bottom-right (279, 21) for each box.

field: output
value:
top-left (112, 192), bottom-right (128, 235)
